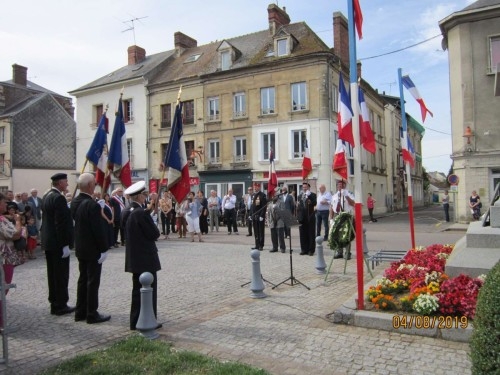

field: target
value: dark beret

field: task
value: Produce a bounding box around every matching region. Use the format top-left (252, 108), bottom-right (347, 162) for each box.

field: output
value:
top-left (51, 173), bottom-right (68, 181)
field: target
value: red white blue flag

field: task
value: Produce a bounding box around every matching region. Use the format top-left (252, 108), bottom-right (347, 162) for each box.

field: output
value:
top-left (86, 113), bottom-right (109, 187)
top-left (338, 72), bottom-right (354, 146)
top-left (332, 139), bottom-right (348, 180)
top-left (164, 102), bottom-right (190, 202)
top-left (402, 75), bottom-right (433, 123)
top-left (353, 0), bottom-right (363, 40)
top-left (268, 148), bottom-right (278, 198)
top-left (401, 127), bottom-right (415, 168)
top-left (358, 88), bottom-right (376, 154)
top-left (108, 97), bottom-right (132, 187)
top-left (301, 139), bottom-right (312, 180)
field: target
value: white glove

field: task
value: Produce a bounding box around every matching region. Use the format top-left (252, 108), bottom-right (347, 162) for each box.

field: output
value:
top-left (98, 252), bottom-right (108, 264)
top-left (62, 246), bottom-right (70, 258)
top-left (259, 217), bottom-right (264, 222)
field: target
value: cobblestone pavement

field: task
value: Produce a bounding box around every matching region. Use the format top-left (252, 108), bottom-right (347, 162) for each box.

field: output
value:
top-left (1, 217), bottom-right (470, 375)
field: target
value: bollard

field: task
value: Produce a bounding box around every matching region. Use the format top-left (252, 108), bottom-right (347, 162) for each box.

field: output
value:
top-left (315, 236), bottom-right (327, 274)
top-left (363, 228), bottom-right (369, 255)
top-left (136, 272), bottom-right (159, 340)
top-left (249, 250), bottom-right (266, 299)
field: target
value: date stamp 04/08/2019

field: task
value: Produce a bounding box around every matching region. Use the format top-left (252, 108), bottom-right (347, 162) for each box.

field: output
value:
top-left (392, 315), bottom-right (469, 330)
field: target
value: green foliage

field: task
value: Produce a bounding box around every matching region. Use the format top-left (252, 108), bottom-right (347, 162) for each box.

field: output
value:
top-left (40, 335), bottom-right (270, 375)
top-left (422, 166), bottom-right (430, 192)
top-left (470, 261), bottom-right (500, 374)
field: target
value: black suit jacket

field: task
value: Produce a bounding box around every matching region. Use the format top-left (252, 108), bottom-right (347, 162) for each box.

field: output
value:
top-left (124, 202), bottom-right (161, 274)
top-left (41, 188), bottom-right (74, 252)
top-left (70, 193), bottom-right (108, 260)
top-left (251, 191), bottom-right (267, 219)
top-left (110, 195), bottom-right (126, 223)
top-left (297, 191), bottom-right (317, 222)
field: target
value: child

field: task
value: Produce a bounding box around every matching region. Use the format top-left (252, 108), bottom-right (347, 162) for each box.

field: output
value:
top-left (26, 215), bottom-right (38, 259)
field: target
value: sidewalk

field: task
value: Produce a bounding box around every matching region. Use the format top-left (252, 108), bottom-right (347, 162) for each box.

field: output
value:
top-left (1, 227), bottom-right (471, 374)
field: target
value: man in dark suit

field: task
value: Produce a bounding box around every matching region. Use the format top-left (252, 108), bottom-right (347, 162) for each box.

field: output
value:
top-left (70, 173), bottom-right (111, 324)
top-left (297, 182), bottom-right (317, 256)
top-left (124, 181), bottom-right (162, 331)
top-left (281, 186), bottom-right (295, 238)
top-left (251, 183), bottom-right (267, 250)
top-left (110, 188), bottom-right (126, 246)
top-left (41, 173), bottom-right (75, 316)
top-left (28, 188), bottom-right (43, 233)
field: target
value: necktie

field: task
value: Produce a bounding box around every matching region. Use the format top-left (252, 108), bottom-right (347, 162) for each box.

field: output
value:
top-left (336, 192), bottom-right (342, 213)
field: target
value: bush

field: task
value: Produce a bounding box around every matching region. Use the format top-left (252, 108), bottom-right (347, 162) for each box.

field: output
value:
top-left (470, 261), bottom-right (500, 374)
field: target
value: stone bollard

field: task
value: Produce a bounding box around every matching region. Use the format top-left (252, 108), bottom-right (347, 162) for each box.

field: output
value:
top-left (136, 272), bottom-right (159, 340)
top-left (315, 236), bottom-right (327, 274)
top-left (250, 249), bottom-right (266, 299)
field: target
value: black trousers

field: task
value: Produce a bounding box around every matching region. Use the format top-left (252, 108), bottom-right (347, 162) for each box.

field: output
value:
top-left (253, 218), bottom-right (265, 248)
top-left (246, 211), bottom-right (253, 235)
top-left (113, 222), bottom-right (125, 244)
top-left (270, 227), bottom-right (285, 250)
top-left (75, 259), bottom-right (102, 319)
top-left (225, 208), bottom-right (238, 233)
top-left (160, 212), bottom-right (171, 235)
top-left (45, 250), bottom-right (70, 310)
top-left (130, 272), bottom-right (157, 330)
top-left (299, 217), bottom-right (316, 254)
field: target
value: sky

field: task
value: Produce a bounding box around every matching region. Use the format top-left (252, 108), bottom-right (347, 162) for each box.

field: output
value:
top-left (0, 0), bottom-right (477, 174)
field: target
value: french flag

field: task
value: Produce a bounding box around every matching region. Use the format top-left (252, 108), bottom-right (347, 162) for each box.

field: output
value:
top-left (164, 102), bottom-right (190, 203)
top-left (332, 139), bottom-right (348, 180)
top-left (353, 0), bottom-right (363, 40)
top-left (402, 75), bottom-right (433, 123)
top-left (338, 72), bottom-right (354, 146)
top-left (108, 96), bottom-right (132, 187)
top-left (358, 88), bottom-right (376, 154)
top-left (86, 113), bottom-right (110, 187)
top-left (301, 139), bottom-right (312, 180)
top-left (401, 128), bottom-right (415, 168)
top-left (268, 148), bottom-right (278, 198)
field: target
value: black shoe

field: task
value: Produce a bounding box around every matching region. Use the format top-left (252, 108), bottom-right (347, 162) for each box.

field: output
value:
top-left (246, 234), bottom-right (252, 237)
top-left (281, 249), bottom-right (286, 253)
top-left (156, 323), bottom-right (163, 329)
top-left (345, 254), bottom-right (352, 260)
top-left (75, 314), bottom-right (86, 322)
top-left (270, 249), bottom-right (278, 253)
top-left (333, 253), bottom-right (343, 259)
top-left (299, 252), bottom-right (308, 255)
top-left (309, 252), bottom-right (315, 256)
top-left (251, 247), bottom-right (259, 250)
top-left (258, 247), bottom-right (263, 251)
top-left (87, 313), bottom-right (111, 324)
top-left (52, 305), bottom-right (76, 316)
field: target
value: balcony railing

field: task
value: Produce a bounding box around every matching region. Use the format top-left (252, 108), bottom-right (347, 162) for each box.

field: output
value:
top-left (234, 154), bottom-right (247, 162)
top-left (208, 157), bottom-right (221, 164)
top-left (233, 111), bottom-right (247, 118)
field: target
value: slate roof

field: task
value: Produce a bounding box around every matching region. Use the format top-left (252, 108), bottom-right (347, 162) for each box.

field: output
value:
top-left (1, 79), bottom-right (61, 96)
top-left (463, 0), bottom-right (500, 11)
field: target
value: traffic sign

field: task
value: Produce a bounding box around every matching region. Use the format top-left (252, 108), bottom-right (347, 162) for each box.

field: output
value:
top-left (448, 174), bottom-right (459, 185)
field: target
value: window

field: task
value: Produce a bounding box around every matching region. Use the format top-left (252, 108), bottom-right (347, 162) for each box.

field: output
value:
top-left (208, 97), bottom-right (220, 121)
top-left (489, 35), bottom-right (500, 73)
top-left (261, 133), bottom-right (276, 160)
top-left (233, 92), bottom-right (246, 118)
top-left (208, 140), bottom-right (220, 164)
top-left (277, 39), bottom-right (288, 56)
top-left (221, 50), bottom-right (231, 70)
top-left (234, 137), bottom-right (247, 162)
top-left (95, 104), bottom-right (104, 125)
top-left (377, 115), bottom-right (383, 137)
top-left (161, 143), bottom-right (169, 164)
top-left (0, 154), bottom-right (4, 174)
top-left (161, 104), bottom-right (171, 128)
top-left (185, 54), bottom-right (201, 63)
top-left (292, 130), bottom-right (307, 159)
top-left (123, 99), bottom-right (133, 123)
top-left (261, 87), bottom-right (275, 115)
top-left (291, 82), bottom-right (307, 111)
top-left (0, 127), bottom-right (5, 144)
top-left (332, 84), bottom-right (338, 112)
top-left (183, 100), bottom-right (195, 125)
top-left (127, 139), bottom-right (133, 168)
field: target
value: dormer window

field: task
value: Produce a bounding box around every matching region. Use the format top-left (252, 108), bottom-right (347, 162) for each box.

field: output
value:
top-left (185, 54), bottom-right (201, 63)
top-left (221, 50), bottom-right (231, 70)
top-left (277, 38), bottom-right (288, 56)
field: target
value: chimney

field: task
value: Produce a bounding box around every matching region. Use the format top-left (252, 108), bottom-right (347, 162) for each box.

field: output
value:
top-left (333, 12), bottom-right (349, 67)
top-left (127, 45), bottom-right (146, 65)
top-left (174, 32), bottom-right (197, 57)
top-left (12, 64), bottom-right (28, 86)
top-left (267, 4), bottom-right (291, 35)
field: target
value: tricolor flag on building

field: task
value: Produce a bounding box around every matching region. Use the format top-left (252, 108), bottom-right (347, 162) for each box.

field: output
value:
top-left (338, 72), bottom-right (355, 146)
top-left (401, 127), bottom-right (415, 168)
top-left (301, 139), bottom-right (312, 180)
top-left (401, 75), bottom-right (433, 123)
top-left (86, 113), bottom-right (110, 187)
top-left (332, 139), bottom-right (348, 180)
top-left (268, 148), bottom-right (278, 198)
top-left (358, 88), bottom-right (376, 154)
top-left (108, 96), bottom-right (132, 187)
top-left (164, 102), bottom-right (190, 202)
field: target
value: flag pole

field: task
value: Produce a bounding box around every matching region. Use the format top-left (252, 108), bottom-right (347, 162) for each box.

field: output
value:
top-left (347, 0), bottom-right (364, 310)
top-left (160, 86), bottom-right (182, 184)
top-left (398, 68), bottom-right (416, 248)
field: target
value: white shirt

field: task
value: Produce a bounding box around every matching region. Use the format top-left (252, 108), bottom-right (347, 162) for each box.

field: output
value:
top-left (222, 194), bottom-right (236, 211)
top-left (330, 189), bottom-right (354, 214)
top-left (316, 191), bottom-right (332, 211)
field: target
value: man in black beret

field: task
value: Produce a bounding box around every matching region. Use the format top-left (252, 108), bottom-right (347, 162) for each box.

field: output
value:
top-left (297, 181), bottom-right (317, 255)
top-left (41, 172), bottom-right (75, 316)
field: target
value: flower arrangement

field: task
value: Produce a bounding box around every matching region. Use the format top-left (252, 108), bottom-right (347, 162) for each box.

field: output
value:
top-left (365, 244), bottom-right (485, 318)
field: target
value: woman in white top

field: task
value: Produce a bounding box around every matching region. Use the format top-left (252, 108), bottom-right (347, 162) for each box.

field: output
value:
top-left (186, 191), bottom-right (203, 242)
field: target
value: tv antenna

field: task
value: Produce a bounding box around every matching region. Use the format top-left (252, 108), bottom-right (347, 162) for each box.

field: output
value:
top-left (122, 16), bottom-right (148, 45)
